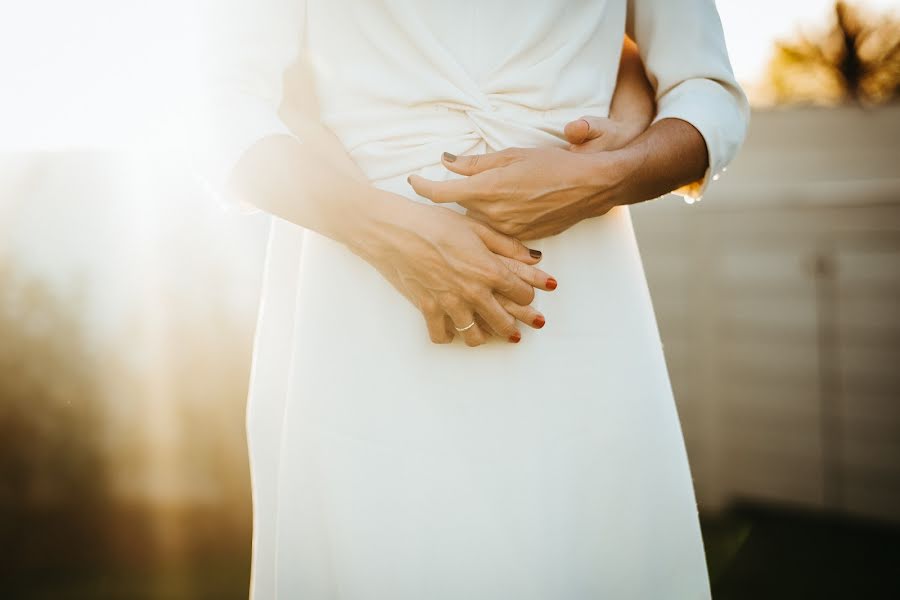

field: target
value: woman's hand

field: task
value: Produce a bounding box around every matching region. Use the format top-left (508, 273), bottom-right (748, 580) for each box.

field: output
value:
top-left (408, 148), bottom-right (634, 241)
top-left (345, 191), bottom-right (557, 346)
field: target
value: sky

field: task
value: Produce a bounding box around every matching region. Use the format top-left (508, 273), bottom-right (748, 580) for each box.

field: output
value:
top-left (1, 0), bottom-right (897, 151)
top-left (717, 0), bottom-right (899, 86)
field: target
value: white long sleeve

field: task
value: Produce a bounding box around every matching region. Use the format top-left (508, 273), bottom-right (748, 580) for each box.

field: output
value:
top-left (192, 0), bottom-right (304, 213)
top-left (627, 0), bottom-right (750, 200)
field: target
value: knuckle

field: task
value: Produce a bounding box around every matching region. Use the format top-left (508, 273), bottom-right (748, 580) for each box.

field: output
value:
top-left (492, 271), bottom-right (514, 294)
top-left (419, 296), bottom-right (438, 315)
top-left (483, 203), bottom-right (504, 221)
top-left (494, 221), bottom-right (515, 236)
top-left (475, 289), bottom-right (496, 309)
top-left (434, 289), bottom-right (453, 304)
top-left (505, 259), bottom-right (524, 277)
top-left (482, 262), bottom-right (505, 284)
top-left (518, 285), bottom-right (536, 304)
top-left (459, 281), bottom-right (483, 302)
top-left (441, 293), bottom-right (465, 312)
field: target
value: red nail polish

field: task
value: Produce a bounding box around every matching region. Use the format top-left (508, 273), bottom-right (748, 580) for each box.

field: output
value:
top-left (508, 332), bottom-right (521, 343)
top-left (546, 277), bottom-right (558, 290)
top-left (532, 315), bottom-right (545, 328)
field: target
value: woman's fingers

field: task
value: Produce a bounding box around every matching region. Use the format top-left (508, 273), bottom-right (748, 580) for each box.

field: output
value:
top-left (407, 282), bottom-right (455, 344)
top-left (496, 255), bottom-right (558, 292)
top-left (474, 314), bottom-right (498, 338)
top-left (425, 308), bottom-right (455, 344)
top-left (377, 204), bottom-right (556, 346)
top-left (440, 295), bottom-right (487, 347)
top-left (474, 222), bottom-right (543, 266)
top-left (472, 293), bottom-right (522, 343)
top-left (495, 294), bottom-right (546, 330)
top-left (491, 267), bottom-right (536, 307)
top-left (487, 252), bottom-right (559, 306)
top-left (416, 287), bottom-right (539, 346)
top-left (443, 315), bottom-right (458, 339)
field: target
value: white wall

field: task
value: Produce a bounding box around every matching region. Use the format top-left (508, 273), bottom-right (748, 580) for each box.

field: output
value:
top-left (632, 105), bottom-right (900, 522)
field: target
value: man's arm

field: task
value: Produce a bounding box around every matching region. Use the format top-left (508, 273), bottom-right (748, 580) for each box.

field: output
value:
top-left (566, 36), bottom-right (656, 151)
top-left (626, 0), bottom-right (750, 199)
top-left (600, 118), bottom-right (709, 207)
top-left (607, 36), bottom-right (656, 139)
top-left (408, 0), bottom-right (750, 241)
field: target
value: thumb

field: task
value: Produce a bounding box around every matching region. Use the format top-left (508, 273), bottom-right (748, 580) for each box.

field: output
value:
top-left (563, 116), bottom-right (617, 148)
top-left (441, 148), bottom-right (524, 176)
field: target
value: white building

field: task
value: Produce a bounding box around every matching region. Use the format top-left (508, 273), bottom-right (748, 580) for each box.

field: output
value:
top-left (632, 105), bottom-right (900, 523)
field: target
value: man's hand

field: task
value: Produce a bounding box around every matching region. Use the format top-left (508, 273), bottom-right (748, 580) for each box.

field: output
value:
top-left (408, 118), bottom-right (709, 242)
top-left (408, 147), bottom-right (633, 241)
top-left (564, 116), bottom-right (644, 153)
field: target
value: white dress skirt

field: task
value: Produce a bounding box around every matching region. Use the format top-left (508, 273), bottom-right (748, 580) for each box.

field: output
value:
top-left (201, 1), bottom-right (750, 598)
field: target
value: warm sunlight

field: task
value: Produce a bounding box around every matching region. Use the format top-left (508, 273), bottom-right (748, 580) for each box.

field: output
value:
top-left (3, 1), bottom-right (899, 598)
top-left (2, 0), bottom-right (897, 152)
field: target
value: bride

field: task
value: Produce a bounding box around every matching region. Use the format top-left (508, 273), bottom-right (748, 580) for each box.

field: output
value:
top-left (196, 1), bottom-right (749, 598)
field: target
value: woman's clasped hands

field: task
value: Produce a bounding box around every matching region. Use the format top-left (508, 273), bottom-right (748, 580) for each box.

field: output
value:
top-left (357, 192), bottom-right (557, 347)
top-left (361, 116), bottom-right (641, 347)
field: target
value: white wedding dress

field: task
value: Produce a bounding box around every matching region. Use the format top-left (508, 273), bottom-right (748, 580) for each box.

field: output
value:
top-left (196, 1), bottom-right (749, 598)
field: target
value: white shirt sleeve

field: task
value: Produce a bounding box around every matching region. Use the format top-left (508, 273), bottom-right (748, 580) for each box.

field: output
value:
top-left (191, 0), bottom-right (304, 214)
top-left (627, 0), bottom-right (750, 200)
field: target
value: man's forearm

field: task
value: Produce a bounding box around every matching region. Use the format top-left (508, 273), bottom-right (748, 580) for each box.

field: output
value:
top-left (605, 117), bottom-right (709, 206)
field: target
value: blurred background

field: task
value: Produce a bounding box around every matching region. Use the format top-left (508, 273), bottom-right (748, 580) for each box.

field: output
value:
top-left (1, 1), bottom-right (898, 598)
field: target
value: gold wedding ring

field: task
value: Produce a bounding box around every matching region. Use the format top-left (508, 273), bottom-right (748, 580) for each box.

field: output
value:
top-left (454, 320), bottom-right (476, 332)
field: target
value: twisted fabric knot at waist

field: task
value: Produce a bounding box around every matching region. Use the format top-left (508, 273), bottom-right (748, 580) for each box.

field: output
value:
top-left (333, 100), bottom-right (609, 183)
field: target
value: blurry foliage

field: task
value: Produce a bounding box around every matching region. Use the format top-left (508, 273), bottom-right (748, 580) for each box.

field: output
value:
top-left (0, 256), bottom-right (255, 596)
top-left (766, 1), bottom-right (900, 106)
top-left (0, 156), bottom-right (260, 596)
top-left (0, 260), bottom-right (111, 571)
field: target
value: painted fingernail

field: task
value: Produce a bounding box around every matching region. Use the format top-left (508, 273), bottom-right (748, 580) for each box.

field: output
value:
top-left (508, 332), bottom-right (521, 343)
top-left (528, 248), bottom-right (542, 259)
top-left (442, 152), bottom-right (457, 162)
top-left (546, 277), bottom-right (558, 290)
top-left (532, 315), bottom-right (545, 328)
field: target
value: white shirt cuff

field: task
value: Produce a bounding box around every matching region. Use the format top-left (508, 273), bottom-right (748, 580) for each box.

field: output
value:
top-left (652, 77), bottom-right (750, 201)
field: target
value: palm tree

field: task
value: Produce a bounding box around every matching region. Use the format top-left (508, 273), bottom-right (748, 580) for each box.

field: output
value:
top-left (766, 1), bottom-right (900, 106)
